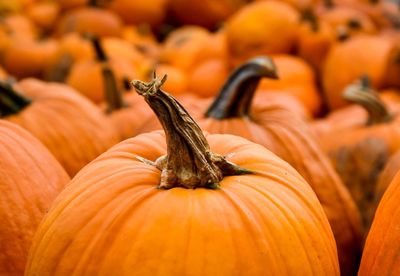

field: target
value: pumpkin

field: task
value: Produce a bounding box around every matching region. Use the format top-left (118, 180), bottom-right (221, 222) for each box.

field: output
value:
top-left (66, 36), bottom-right (137, 103)
top-left (359, 172), bottom-right (400, 275)
top-left (151, 64), bottom-right (188, 96)
top-left (257, 54), bottom-right (322, 116)
top-left (225, 1), bottom-right (299, 66)
top-left (121, 25), bottom-right (160, 61)
top-left (106, 0), bottom-right (167, 27)
top-left (322, 35), bottom-right (396, 109)
top-left (188, 56), bottom-right (362, 276)
top-left (26, 1), bottom-right (60, 31)
top-left (297, 9), bottom-right (336, 71)
top-left (187, 58), bottom-right (229, 98)
top-left (168, 0), bottom-right (248, 28)
top-left (1, 38), bottom-right (58, 79)
top-left (0, 78), bottom-right (118, 176)
top-left (160, 26), bottom-right (227, 72)
top-left (0, 120), bottom-right (69, 275)
top-left (54, 5), bottom-right (123, 37)
top-left (372, 151), bottom-right (400, 220)
top-left (25, 74), bottom-right (339, 276)
top-left (319, 77), bottom-right (400, 227)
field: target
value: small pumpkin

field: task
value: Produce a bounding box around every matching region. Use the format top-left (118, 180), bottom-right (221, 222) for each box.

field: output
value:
top-left (0, 120), bottom-right (70, 276)
top-left (319, 77), bottom-right (400, 226)
top-left (25, 74), bottom-right (339, 276)
top-left (225, 1), bottom-right (299, 66)
top-left (0, 78), bottom-right (119, 176)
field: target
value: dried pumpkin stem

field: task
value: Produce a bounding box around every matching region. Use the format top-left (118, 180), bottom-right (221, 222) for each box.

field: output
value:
top-left (343, 76), bottom-right (392, 126)
top-left (205, 56), bottom-right (278, 119)
top-left (131, 74), bottom-right (250, 189)
top-left (301, 9), bottom-right (319, 32)
top-left (88, 36), bottom-right (125, 111)
top-left (0, 81), bottom-right (31, 117)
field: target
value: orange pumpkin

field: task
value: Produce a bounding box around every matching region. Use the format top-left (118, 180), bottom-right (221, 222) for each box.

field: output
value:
top-left (26, 1), bottom-right (60, 30)
top-left (322, 35), bottom-right (396, 109)
top-left (2, 38), bottom-right (58, 79)
top-left (26, 75), bottom-right (339, 276)
top-left (0, 120), bottom-right (69, 275)
top-left (225, 1), bottom-right (299, 66)
top-left (189, 56), bottom-right (362, 275)
top-left (319, 78), bottom-right (400, 226)
top-left (0, 78), bottom-right (118, 176)
top-left (55, 6), bottom-right (123, 37)
top-left (106, 0), bottom-right (167, 27)
top-left (66, 36), bottom-right (137, 103)
top-left (359, 172), bottom-right (400, 275)
top-left (258, 54), bottom-right (322, 116)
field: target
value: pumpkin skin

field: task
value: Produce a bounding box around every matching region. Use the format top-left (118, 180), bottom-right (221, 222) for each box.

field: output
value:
top-left (2, 79), bottom-right (119, 176)
top-left (2, 38), bottom-right (58, 79)
top-left (26, 1), bottom-right (60, 31)
top-left (258, 54), bottom-right (322, 116)
top-left (359, 172), bottom-right (400, 275)
top-left (198, 57), bottom-right (362, 276)
top-left (318, 80), bottom-right (400, 227)
top-left (322, 35), bottom-right (395, 109)
top-left (26, 77), bottom-right (339, 275)
top-left (55, 6), bottom-right (123, 37)
top-left (225, 1), bottom-right (299, 66)
top-left (0, 120), bottom-right (70, 276)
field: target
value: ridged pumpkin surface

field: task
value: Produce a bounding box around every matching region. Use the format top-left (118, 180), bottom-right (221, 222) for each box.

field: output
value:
top-left (0, 120), bottom-right (69, 275)
top-left (359, 172), bottom-right (400, 275)
top-left (26, 132), bottom-right (339, 275)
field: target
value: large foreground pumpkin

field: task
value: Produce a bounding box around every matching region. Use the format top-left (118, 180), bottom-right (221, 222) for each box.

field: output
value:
top-left (26, 75), bottom-right (339, 275)
top-left (0, 120), bottom-right (70, 275)
top-left (359, 172), bottom-right (400, 275)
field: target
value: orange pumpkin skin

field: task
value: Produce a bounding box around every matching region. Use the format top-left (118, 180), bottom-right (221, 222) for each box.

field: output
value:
top-left (151, 64), bottom-right (188, 96)
top-left (187, 58), bottom-right (229, 98)
top-left (322, 35), bottom-right (395, 109)
top-left (66, 57), bottom-right (137, 103)
top-left (26, 1), bottom-right (60, 30)
top-left (2, 39), bottom-right (58, 79)
top-left (25, 131), bottom-right (339, 275)
top-left (4, 79), bottom-right (119, 176)
top-left (160, 26), bottom-right (227, 72)
top-left (107, 0), bottom-right (167, 27)
top-left (225, 1), bottom-right (299, 66)
top-left (55, 7), bottom-right (123, 37)
top-left (258, 55), bottom-right (322, 116)
top-left (0, 120), bottom-right (70, 276)
top-left (359, 172), bottom-right (400, 275)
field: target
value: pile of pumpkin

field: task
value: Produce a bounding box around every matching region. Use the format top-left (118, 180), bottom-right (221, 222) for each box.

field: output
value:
top-left (1, 0), bottom-right (400, 275)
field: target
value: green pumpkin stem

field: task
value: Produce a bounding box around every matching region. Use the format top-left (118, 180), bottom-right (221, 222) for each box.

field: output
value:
top-left (205, 56), bottom-right (278, 120)
top-left (343, 75), bottom-right (392, 126)
top-left (131, 73), bottom-right (251, 189)
top-left (0, 81), bottom-right (31, 117)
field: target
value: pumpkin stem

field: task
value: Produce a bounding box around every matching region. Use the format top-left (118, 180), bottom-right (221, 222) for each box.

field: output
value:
top-left (343, 75), bottom-right (392, 126)
top-left (88, 36), bottom-right (125, 111)
top-left (205, 56), bottom-right (278, 120)
top-left (301, 8), bottom-right (319, 32)
top-left (324, 0), bottom-right (335, 8)
top-left (0, 81), bottom-right (31, 117)
top-left (131, 73), bottom-right (251, 189)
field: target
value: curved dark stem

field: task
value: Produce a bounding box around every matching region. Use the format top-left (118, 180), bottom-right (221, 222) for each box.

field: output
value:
top-left (0, 81), bottom-right (31, 117)
top-left (131, 74), bottom-right (251, 189)
top-left (89, 36), bottom-right (108, 62)
top-left (343, 76), bottom-right (392, 126)
top-left (205, 56), bottom-right (278, 120)
top-left (102, 65), bottom-right (125, 112)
